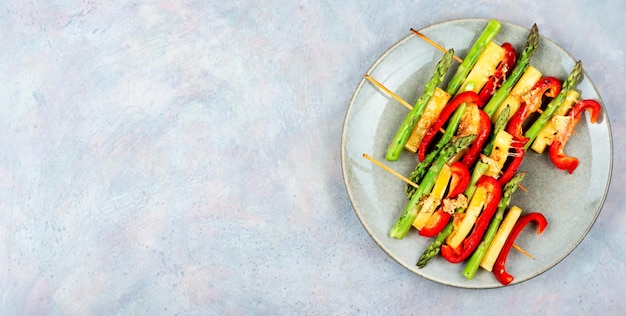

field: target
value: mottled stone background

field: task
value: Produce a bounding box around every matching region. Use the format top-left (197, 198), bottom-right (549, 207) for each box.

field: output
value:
top-left (0, 0), bottom-right (624, 314)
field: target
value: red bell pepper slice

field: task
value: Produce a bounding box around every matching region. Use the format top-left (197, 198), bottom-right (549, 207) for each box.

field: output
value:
top-left (498, 139), bottom-right (525, 187)
top-left (494, 212), bottom-right (548, 285)
top-left (478, 43), bottom-right (517, 104)
top-left (569, 99), bottom-right (601, 124)
top-left (549, 141), bottom-right (577, 173)
top-left (418, 91), bottom-right (482, 161)
top-left (419, 162), bottom-right (471, 237)
top-left (440, 175), bottom-right (502, 263)
top-left (549, 99), bottom-right (602, 174)
top-left (506, 76), bottom-right (562, 144)
top-left (461, 109), bottom-right (492, 167)
top-left (505, 103), bottom-right (531, 144)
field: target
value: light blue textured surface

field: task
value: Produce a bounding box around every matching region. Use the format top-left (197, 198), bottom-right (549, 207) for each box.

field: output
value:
top-left (0, 0), bottom-right (624, 314)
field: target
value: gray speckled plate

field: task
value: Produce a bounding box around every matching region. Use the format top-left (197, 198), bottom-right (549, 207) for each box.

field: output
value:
top-left (341, 18), bottom-right (613, 288)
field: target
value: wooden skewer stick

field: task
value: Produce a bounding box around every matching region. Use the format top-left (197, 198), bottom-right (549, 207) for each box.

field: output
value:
top-left (362, 152), bottom-right (534, 259)
top-left (365, 74), bottom-right (447, 135)
top-left (410, 28), bottom-right (464, 63)
top-left (517, 183), bottom-right (529, 193)
top-left (512, 244), bottom-right (535, 260)
top-left (362, 153), bottom-right (419, 189)
top-left (364, 74), bottom-right (413, 111)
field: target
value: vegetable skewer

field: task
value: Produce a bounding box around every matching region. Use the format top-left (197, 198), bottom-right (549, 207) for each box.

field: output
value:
top-left (407, 24), bottom-right (537, 190)
top-left (385, 49), bottom-right (455, 161)
top-left (389, 134), bottom-right (476, 239)
top-left (413, 26), bottom-right (542, 279)
top-left (462, 172), bottom-right (526, 279)
top-left (441, 175), bottom-right (502, 264)
top-left (407, 21), bottom-right (499, 256)
top-left (524, 61), bottom-right (583, 149)
top-left (368, 20), bottom-right (596, 284)
top-left (416, 161), bottom-right (489, 268)
top-left (361, 152), bottom-right (533, 260)
top-left (407, 92), bottom-right (479, 198)
top-left (446, 19), bottom-right (502, 95)
top-left (483, 24), bottom-right (540, 118)
top-left (363, 158), bottom-right (534, 259)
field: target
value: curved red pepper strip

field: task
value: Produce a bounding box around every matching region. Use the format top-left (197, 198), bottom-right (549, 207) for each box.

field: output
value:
top-left (505, 103), bottom-right (531, 144)
top-left (505, 76), bottom-right (562, 144)
top-left (418, 208), bottom-right (451, 238)
top-left (461, 109), bottom-right (492, 167)
top-left (419, 162), bottom-right (470, 237)
top-left (548, 141), bottom-right (578, 173)
top-left (498, 139), bottom-right (525, 187)
top-left (534, 76), bottom-right (562, 99)
top-left (570, 99), bottom-right (601, 124)
top-left (478, 43), bottom-right (517, 104)
top-left (548, 99), bottom-right (602, 174)
top-left (440, 175), bottom-right (502, 263)
top-left (494, 212), bottom-right (548, 285)
top-left (418, 91), bottom-right (482, 161)
top-left (446, 162), bottom-right (471, 198)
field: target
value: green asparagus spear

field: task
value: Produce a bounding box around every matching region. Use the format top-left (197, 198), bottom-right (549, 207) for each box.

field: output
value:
top-left (390, 134), bottom-right (476, 239)
top-left (446, 19), bottom-right (502, 95)
top-left (463, 160), bottom-right (490, 200)
top-left (524, 61), bottom-right (583, 149)
top-left (417, 222), bottom-right (454, 268)
top-left (462, 172), bottom-right (527, 280)
top-left (416, 161), bottom-right (489, 267)
top-left (385, 49), bottom-right (455, 161)
top-left (406, 103), bottom-right (467, 198)
top-left (483, 24), bottom-right (539, 118)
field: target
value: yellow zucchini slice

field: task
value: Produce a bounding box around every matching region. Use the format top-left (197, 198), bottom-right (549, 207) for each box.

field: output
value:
top-left (480, 205), bottom-right (523, 271)
top-left (459, 42), bottom-right (506, 93)
top-left (492, 66), bottom-right (542, 123)
top-left (490, 130), bottom-right (513, 171)
top-left (405, 87), bottom-right (451, 153)
top-left (530, 89), bottom-right (581, 153)
top-left (413, 164), bottom-right (451, 230)
top-left (446, 186), bottom-right (488, 249)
